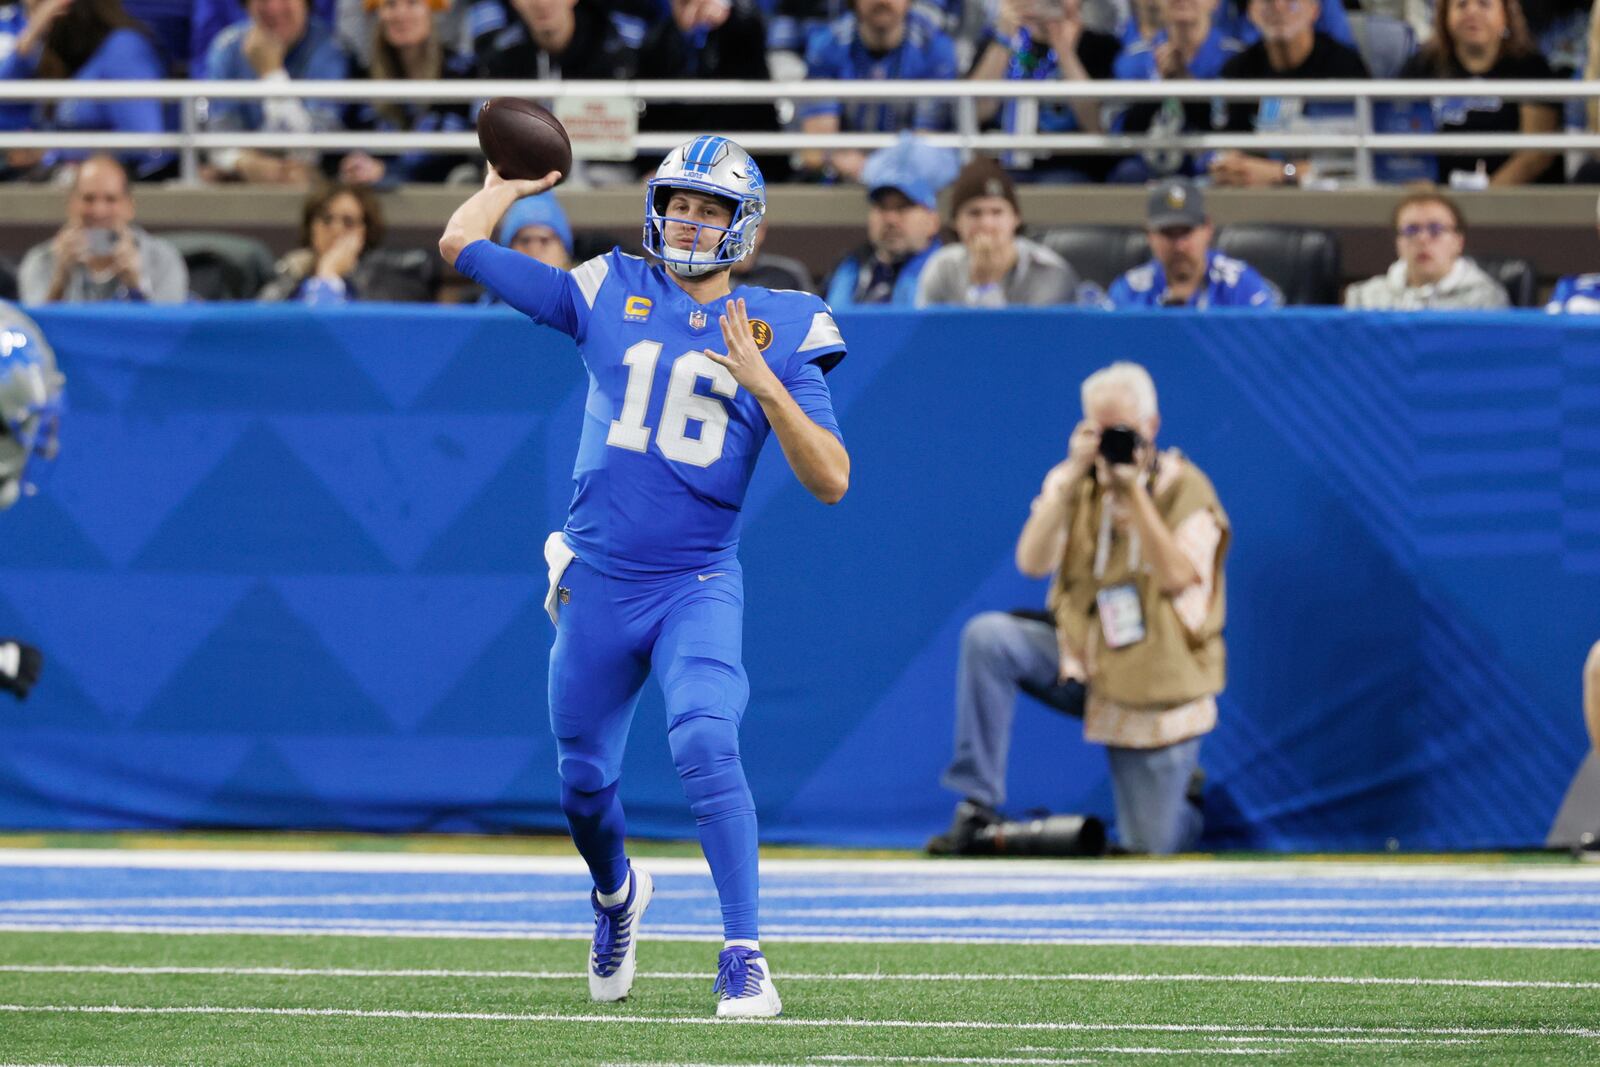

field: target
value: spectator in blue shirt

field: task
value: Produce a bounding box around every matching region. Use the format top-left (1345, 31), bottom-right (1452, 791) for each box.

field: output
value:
top-left (341, 0), bottom-right (477, 186)
top-left (479, 191), bottom-right (572, 305)
top-left (203, 0), bottom-right (350, 184)
top-left (798, 0), bottom-right (958, 181)
top-left (966, 0), bottom-right (1122, 182)
top-left (824, 136), bottom-right (955, 307)
top-left (1109, 0), bottom-right (1242, 182)
top-left (1213, 0), bottom-right (1350, 46)
top-left (0, 0), bottom-right (170, 180)
top-left (1548, 193), bottom-right (1600, 313)
top-left (191, 0), bottom-right (336, 68)
top-left (1107, 179), bottom-right (1281, 309)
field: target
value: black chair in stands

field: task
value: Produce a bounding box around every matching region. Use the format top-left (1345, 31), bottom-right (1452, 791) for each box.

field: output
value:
top-left (165, 231), bottom-right (277, 301)
top-left (1038, 226), bottom-right (1149, 292)
top-left (1474, 256), bottom-right (1537, 308)
top-left (1214, 224), bottom-right (1342, 306)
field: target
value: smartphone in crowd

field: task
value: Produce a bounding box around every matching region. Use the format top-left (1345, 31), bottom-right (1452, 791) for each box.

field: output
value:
top-left (84, 228), bottom-right (119, 257)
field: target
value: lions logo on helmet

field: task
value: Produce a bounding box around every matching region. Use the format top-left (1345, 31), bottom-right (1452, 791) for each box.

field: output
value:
top-left (0, 301), bottom-right (65, 510)
top-left (643, 136), bottom-right (766, 279)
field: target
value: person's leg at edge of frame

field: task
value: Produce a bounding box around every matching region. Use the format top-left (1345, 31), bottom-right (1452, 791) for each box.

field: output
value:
top-left (548, 558), bottom-right (655, 1003)
top-left (653, 574), bottom-right (781, 1017)
top-left (1106, 736), bottom-right (1204, 855)
top-left (933, 612), bottom-right (1060, 851)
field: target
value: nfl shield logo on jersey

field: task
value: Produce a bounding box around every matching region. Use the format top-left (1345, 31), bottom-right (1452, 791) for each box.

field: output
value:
top-left (689, 309), bottom-right (708, 330)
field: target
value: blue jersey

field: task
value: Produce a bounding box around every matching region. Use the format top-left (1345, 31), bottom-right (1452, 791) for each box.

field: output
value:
top-left (1111, 27), bottom-right (1240, 82)
top-left (800, 12), bottom-right (958, 132)
top-left (1547, 274), bottom-right (1600, 314)
top-left (457, 242), bottom-right (847, 578)
top-left (1107, 251), bottom-right (1282, 309)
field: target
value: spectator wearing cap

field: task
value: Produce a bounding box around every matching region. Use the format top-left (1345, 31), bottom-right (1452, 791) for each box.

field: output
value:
top-left (966, 0), bottom-right (1122, 183)
top-left (201, 0), bottom-right (351, 184)
top-left (1547, 194), bottom-right (1600, 314)
top-left (825, 138), bottom-right (957, 308)
top-left (1344, 190), bottom-right (1508, 311)
top-left (798, 0), bottom-right (959, 182)
top-left (1107, 180), bottom-right (1280, 309)
top-left (501, 191), bottom-right (572, 268)
top-left (916, 157), bottom-right (1079, 308)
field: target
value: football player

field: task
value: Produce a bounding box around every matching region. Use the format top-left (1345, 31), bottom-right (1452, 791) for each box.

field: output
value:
top-left (439, 136), bottom-right (849, 1017)
top-left (0, 300), bottom-right (65, 701)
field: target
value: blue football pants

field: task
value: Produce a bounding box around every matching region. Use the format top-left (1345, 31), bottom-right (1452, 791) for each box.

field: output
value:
top-left (549, 555), bottom-right (760, 941)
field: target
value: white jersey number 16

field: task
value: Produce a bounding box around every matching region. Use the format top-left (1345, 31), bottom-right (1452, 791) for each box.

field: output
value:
top-left (605, 339), bottom-right (736, 467)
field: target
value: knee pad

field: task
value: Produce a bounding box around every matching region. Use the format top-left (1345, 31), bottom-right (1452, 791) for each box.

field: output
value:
top-left (557, 749), bottom-right (610, 794)
top-left (662, 656), bottom-right (748, 728)
top-left (666, 712), bottom-right (751, 821)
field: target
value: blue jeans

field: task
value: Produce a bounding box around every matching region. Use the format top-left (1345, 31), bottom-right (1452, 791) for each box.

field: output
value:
top-left (940, 611), bottom-right (1204, 854)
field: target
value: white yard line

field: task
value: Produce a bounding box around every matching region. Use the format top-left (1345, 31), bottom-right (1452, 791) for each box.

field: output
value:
top-left (3, 919), bottom-right (1596, 950)
top-left (2, 849), bottom-right (1599, 884)
top-left (3, 891), bottom-right (1597, 916)
top-left (4, 964), bottom-right (1597, 992)
top-left (1, 1004), bottom-right (1595, 1039)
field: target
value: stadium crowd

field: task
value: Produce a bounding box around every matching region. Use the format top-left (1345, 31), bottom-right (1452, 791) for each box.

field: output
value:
top-left (3, 0), bottom-right (1600, 308)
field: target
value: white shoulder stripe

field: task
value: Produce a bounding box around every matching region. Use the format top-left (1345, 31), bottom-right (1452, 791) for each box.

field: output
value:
top-left (571, 256), bottom-right (610, 310)
top-left (797, 311), bottom-right (844, 353)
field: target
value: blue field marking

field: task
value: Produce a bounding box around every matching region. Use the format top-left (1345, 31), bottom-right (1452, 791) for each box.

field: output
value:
top-left (0, 852), bottom-right (1597, 948)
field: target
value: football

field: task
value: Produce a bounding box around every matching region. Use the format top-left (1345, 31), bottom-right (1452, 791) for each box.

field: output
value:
top-left (476, 97), bottom-right (572, 183)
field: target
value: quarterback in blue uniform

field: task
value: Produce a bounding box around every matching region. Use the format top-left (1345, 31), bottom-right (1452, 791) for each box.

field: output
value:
top-left (439, 136), bottom-right (849, 1018)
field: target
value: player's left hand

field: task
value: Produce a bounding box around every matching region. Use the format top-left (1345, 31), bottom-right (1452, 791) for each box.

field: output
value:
top-left (707, 298), bottom-right (780, 399)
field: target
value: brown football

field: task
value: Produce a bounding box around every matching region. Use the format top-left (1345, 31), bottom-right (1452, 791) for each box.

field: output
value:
top-left (476, 97), bottom-right (572, 183)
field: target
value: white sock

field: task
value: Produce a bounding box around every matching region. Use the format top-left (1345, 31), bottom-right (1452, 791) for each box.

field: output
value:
top-left (596, 870), bottom-right (631, 908)
top-left (724, 938), bottom-right (760, 953)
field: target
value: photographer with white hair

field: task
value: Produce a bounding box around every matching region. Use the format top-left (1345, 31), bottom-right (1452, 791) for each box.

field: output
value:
top-left (930, 361), bottom-right (1231, 855)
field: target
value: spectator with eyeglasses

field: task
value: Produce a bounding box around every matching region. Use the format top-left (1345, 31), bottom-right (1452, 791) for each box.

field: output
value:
top-left (1344, 191), bottom-right (1509, 310)
top-left (258, 183), bottom-right (436, 303)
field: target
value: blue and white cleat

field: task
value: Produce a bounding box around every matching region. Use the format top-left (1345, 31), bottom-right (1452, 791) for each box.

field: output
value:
top-left (588, 867), bottom-right (653, 1002)
top-left (713, 945), bottom-right (782, 1018)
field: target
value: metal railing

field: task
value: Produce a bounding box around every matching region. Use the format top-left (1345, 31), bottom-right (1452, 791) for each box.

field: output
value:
top-left (0, 78), bottom-right (1595, 186)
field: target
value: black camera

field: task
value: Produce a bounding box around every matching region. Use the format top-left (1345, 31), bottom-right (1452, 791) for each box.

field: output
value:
top-left (967, 813), bottom-right (1107, 857)
top-left (1098, 425), bottom-right (1140, 465)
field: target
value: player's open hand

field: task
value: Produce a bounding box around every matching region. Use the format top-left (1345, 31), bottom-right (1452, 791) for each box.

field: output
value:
top-left (707, 298), bottom-right (780, 399)
top-left (483, 165), bottom-right (562, 200)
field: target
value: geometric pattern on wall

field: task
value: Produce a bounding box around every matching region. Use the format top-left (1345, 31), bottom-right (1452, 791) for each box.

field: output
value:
top-left (1, 306), bottom-right (1594, 849)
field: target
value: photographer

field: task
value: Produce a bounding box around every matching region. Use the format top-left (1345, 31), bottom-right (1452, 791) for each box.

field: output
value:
top-left (931, 361), bottom-right (1230, 855)
top-left (18, 155), bottom-right (187, 305)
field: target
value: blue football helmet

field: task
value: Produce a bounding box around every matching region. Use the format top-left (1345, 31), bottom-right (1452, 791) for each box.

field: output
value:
top-left (0, 301), bottom-right (64, 510)
top-left (643, 136), bottom-right (766, 278)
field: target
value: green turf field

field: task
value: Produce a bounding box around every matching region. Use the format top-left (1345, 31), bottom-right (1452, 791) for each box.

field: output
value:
top-left (2, 931), bottom-right (1597, 1065)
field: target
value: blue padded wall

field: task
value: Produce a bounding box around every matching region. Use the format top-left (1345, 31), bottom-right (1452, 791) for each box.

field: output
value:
top-left (0, 305), bottom-right (1595, 850)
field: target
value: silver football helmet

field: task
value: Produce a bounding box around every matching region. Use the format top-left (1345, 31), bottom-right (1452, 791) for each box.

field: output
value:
top-left (643, 136), bottom-right (766, 278)
top-left (0, 301), bottom-right (64, 510)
